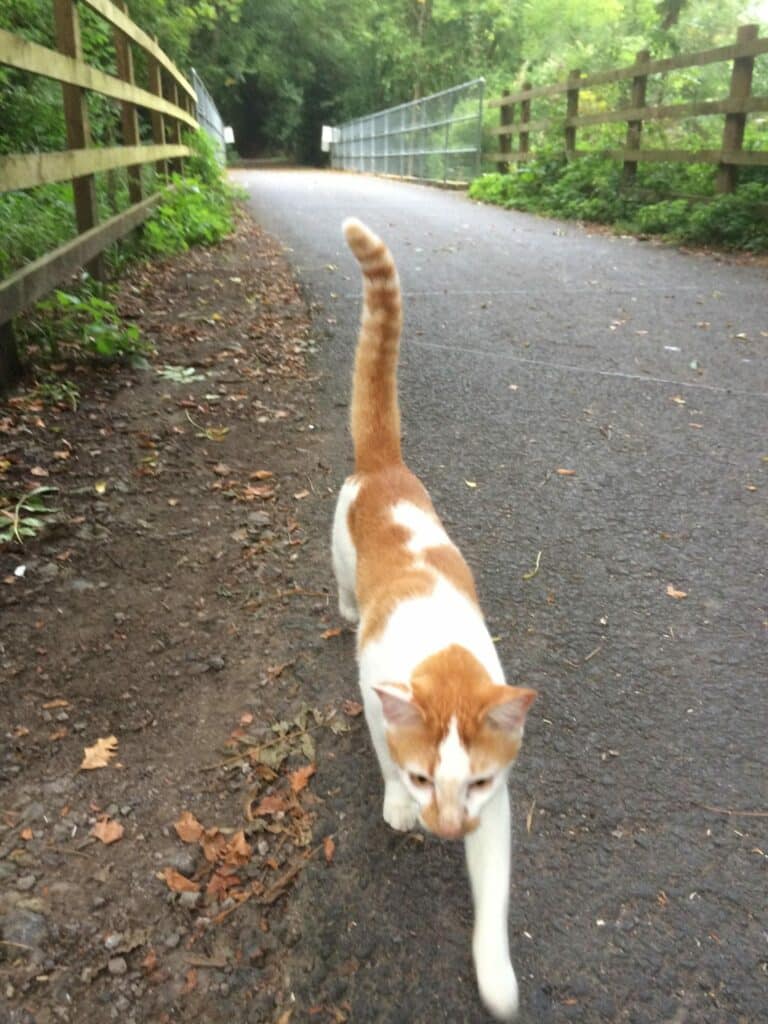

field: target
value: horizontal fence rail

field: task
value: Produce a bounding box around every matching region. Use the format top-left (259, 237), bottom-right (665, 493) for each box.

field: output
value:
top-left (486, 23), bottom-right (768, 192)
top-left (332, 78), bottom-right (485, 185)
top-left (0, 0), bottom-right (200, 329)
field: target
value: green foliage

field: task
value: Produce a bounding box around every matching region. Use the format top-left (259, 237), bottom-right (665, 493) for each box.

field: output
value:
top-left (18, 283), bottom-right (151, 364)
top-left (141, 132), bottom-right (238, 256)
top-left (469, 160), bottom-right (768, 251)
top-left (0, 486), bottom-right (58, 546)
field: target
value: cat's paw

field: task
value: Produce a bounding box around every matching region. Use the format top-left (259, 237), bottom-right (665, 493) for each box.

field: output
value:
top-left (337, 591), bottom-right (359, 623)
top-left (383, 785), bottom-right (418, 832)
top-left (476, 958), bottom-right (519, 1022)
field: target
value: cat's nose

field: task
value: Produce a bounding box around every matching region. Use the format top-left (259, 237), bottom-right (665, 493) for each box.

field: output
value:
top-left (436, 818), bottom-right (464, 840)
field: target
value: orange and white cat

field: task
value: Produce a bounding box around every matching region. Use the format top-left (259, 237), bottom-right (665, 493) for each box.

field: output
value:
top-left (332, 218), bottom-right (537, 1021)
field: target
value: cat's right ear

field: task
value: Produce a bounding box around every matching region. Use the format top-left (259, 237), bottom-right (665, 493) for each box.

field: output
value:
top-left (373, 685), bottom-right (424, 728)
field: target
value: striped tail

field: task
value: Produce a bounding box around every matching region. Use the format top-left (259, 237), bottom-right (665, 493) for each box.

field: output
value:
top-left (342, 217), bottom-right (403, 473)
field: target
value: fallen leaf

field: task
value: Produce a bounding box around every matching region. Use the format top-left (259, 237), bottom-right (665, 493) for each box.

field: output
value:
top-left (323, 836), bottom-right (336, 864)
top-left (91, 817), bottom-right (124, 845)
top-left (174, 810), bottom-right (204, 844)
top-left (321, 627), bottom-right (343, 640)
top-left (252, 792), bottom-right (292, 817)
top-left (250, 470), bottom-right (273, 480)
top-left (30, 466), bottom-right (49, 478)
top-left (42, 698), bottom-right (69, 709)
top-left (141, 949), bottom-right (158, 973)
top-left (80, 735), bottom-right (118, 770)
top-left (200, 827), bottom-right (228, 863)
top-left (20, 827), bottom-right (33, 841)
top-left (222, 830), bottom-right (252, 866)
top-left (556, 468), bottom-right (576, 476)
top-left (343, 699), bottom-right (364, 717)
top-left (239, 711), bottom-right (254, 726)
top-left (290, 763), bottom-right (316, 793)
top-left (159, 867), bottom-right (200, 893)
top-left (666, 584), bottom-right (688, 600)
top-left (293, 489), bottom-right (310, 500)
top-left (212, 462), bottom-right (231, 476)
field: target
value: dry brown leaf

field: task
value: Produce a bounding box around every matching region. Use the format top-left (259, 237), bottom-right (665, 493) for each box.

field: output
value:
top-left (321, 627), bottom-right (343, 640)
top-left (159, 867), bottom-right (200, 893)
top-left (666, 584), bottom-right (688, 600)
top-left (250, 470), bottom-right (273, 480)
top-left (30, 466), bottom-right (49, 478)
top-left (222, 830), bottom-right (252, 866)
top-left (141, 949), bottom-right (158, 973)
top-left (212, 462), bottom-right (231, 476)
top-left (239, 711), bottom-right (254, 726)
top-left (323, 836), bottom-right (336, 864)
top-left (343, 699), bottom-right (364, 717)
top-left (20, 827), bottom-right (33, 841)
top-left (252, 792), bottom-right (291, 817)
top-left (556, 468), bottom-right (576, 476)
top-left (91, 817), bottom-right (124, 845)
top-left (80, 735), bottom-right (118, 770)
top-left (290, 763), bottom-right (316, 793)
top-left (42, 698), bottom-right (70, 709)
top-left (200, 827), bottom-right (228, 863)
top-left (174, 810), bottom-right (204, 844)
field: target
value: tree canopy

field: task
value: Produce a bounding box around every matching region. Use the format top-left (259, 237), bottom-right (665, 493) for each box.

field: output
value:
top-left (1, 0), bottom-right (764, 161)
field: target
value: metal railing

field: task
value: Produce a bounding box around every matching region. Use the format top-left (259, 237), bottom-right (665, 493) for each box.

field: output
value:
top-left (331, 78), bottom-right (485, 184)
top-left (191, 67), bottom-right (226, 164)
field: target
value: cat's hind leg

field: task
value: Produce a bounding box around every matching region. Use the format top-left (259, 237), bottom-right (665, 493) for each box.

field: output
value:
top-left (331, 478), bottom-right (360, 623)
top-left (465, 783), bottom-right (519, 1021)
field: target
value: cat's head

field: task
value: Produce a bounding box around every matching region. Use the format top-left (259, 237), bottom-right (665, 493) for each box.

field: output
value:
top-left (375, 645), bottom-right (536, 839)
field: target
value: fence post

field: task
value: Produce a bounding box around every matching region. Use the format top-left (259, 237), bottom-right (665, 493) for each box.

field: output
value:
top-left (114, 2), bottom-right (142, 205)
top-left (148, 44), bottom-right (167, 178)
top-left (497, 90), bottom-right (513, 173)
top-left (53, 0), bottom-right (105, 280)
top-left (520, 81), bottom-right (531, 161)
top-left (565, 69), bottom-right (581, 158)
top-left (716, 23), bottom-right (758, 194)
top-left (169, 81), bottom-right (184, 174)
top-left (622, 49), bottom-right (650, 186)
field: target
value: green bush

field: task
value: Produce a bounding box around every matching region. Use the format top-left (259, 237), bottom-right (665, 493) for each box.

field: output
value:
top-left (140, 130), bottom-right (239, 256)
top-left (470, 157), bottom-right (768, 252)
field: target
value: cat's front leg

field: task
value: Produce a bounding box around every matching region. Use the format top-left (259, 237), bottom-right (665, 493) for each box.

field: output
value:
top-left (465, 783), bottom-right (519, 1021)
top-left (361, 686), bottom-right (418, 831)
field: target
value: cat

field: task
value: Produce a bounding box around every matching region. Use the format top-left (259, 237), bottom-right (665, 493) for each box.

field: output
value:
top-left (331, 217), bottom-right (537, 1021)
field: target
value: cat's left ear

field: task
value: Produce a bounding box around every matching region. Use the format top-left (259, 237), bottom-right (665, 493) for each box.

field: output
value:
top-left (484, 686), bottom-right (537, 733)
top-left (374, 685), bottom-right (424, 729)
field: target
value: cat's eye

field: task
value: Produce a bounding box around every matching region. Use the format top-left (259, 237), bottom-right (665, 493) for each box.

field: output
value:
top-left (469, 777), bottom-right (493, 791)
top-left (409, 772), bottom-right (432, 787)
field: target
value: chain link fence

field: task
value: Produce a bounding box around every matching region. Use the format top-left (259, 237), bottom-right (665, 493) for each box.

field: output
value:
top-left (331, 79), bottom-right (485, 184)
top-left (191, 67), bottom-right (227, 164)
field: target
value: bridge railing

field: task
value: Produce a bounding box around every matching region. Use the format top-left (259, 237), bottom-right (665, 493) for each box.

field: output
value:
top-left (331, 78), bottom-right (485, 186)
top-left (487, 23), bottom-right (768, 192)
top-left (0, 0), bottom-right (199, 338)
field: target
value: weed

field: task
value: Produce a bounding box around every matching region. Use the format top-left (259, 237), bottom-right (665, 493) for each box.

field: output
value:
top-left (31, 374), bottom-right (81, 411)
top-left (18, 282), bottom-right (152, 365)
top-left (0, 486), bottom-right (58, 545)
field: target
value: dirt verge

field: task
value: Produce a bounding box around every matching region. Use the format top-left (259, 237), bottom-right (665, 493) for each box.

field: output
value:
top-left (0, 210), bottom-right (353, 1024)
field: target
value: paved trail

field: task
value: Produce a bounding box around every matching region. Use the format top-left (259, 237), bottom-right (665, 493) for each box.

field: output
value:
top-left (238, 169), bottom-right (767, 1024)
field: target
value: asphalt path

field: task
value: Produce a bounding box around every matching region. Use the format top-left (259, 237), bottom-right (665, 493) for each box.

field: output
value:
top-left (237, 169), bottom-right (766, 1024)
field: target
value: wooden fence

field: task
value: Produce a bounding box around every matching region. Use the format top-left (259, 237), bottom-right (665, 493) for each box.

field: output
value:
top-left (488, 24), bottom-right (768, 192)
top-left (0, 0), bottom-right (198, 358)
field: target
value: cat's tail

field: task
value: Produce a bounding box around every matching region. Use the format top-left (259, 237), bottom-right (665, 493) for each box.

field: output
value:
top-left (342, 217), bottom-right (403, 473)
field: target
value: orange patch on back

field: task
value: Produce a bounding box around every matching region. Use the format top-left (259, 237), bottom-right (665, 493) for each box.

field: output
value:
top-left (349, 466), bottom-right (479, 646)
